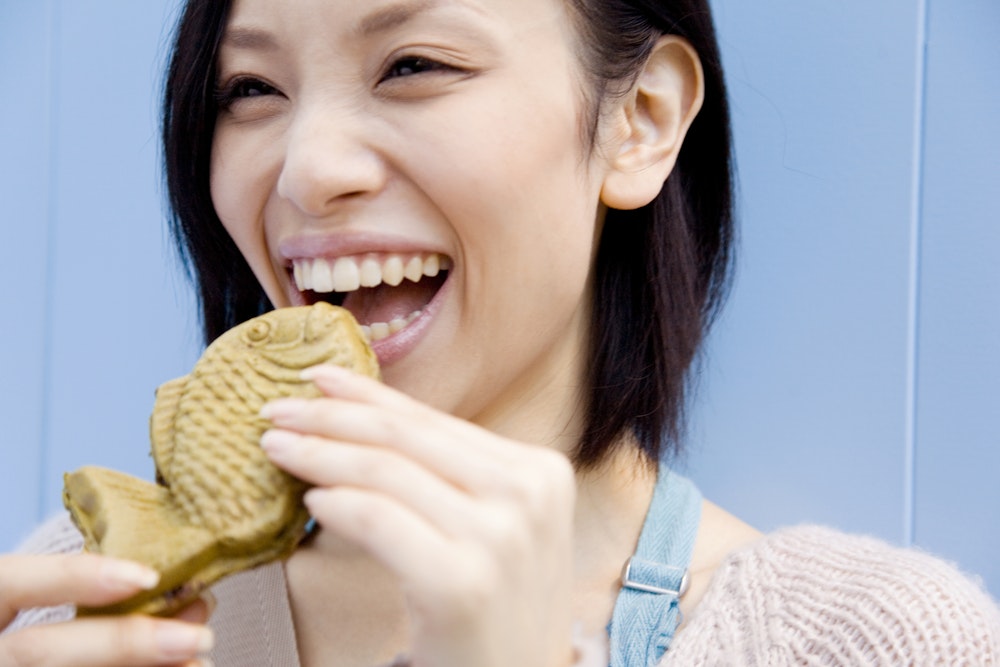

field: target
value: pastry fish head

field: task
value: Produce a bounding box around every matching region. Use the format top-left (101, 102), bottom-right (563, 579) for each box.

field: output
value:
top-left (241, 302), bottom-right (379, 377)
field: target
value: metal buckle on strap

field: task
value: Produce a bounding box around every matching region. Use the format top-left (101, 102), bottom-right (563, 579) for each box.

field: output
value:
top-left (620, 557), bottom-right (690, 598)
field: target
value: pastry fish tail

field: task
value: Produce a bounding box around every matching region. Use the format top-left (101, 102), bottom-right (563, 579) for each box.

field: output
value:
top-left (63, 465), bottom-right (218, 616)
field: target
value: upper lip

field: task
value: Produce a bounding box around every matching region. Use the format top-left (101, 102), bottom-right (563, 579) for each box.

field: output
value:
top-left (278, 231), bottom-right (450, 263)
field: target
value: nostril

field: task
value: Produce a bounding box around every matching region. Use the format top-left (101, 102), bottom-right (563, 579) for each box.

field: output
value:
top-left (275, 164), bottom-right (333, 214)
top-left (276, 125), bottom-right (388, 216)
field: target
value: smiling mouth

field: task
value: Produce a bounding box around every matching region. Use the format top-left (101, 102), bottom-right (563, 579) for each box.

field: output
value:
top-left (291, 252), bottom-right (451, 342)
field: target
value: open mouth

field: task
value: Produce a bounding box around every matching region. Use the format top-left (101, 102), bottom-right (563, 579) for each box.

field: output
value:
top-left (291, 252), bottom-right (451, 343)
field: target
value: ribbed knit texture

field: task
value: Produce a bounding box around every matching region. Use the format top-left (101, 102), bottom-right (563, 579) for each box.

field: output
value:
top-left (661, 525), bottom-right (1000, 666)
top-left (6, 513), bottom-right (79, 632)
top-left (9, 515), bottom-right (1000, 666)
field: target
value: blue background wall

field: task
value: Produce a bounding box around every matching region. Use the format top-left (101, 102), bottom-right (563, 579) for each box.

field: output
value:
top-left (2, 1), bottom-right (997, 600)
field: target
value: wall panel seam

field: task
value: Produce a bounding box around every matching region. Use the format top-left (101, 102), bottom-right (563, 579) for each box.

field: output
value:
top-left (904, 0), bottom-right (931, 548)
top-left (37, 0), bottom-right (58, 524)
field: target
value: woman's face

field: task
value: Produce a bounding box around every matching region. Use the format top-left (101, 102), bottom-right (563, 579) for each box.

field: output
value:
top-left (211, 0), bottom-right (619, 443)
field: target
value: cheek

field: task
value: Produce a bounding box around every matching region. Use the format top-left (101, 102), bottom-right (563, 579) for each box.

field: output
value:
top-left (419, 126), bottom-right (599, 340)
top-left (413, 81), bottom-right (600, 240)
top-left (209, 131), bottom-right (249, 243)
top-left (210, 131), bottom-right (285, 301)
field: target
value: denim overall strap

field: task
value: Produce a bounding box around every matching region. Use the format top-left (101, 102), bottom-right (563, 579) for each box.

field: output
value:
top-left (608, 464), bottom-right (702, 667)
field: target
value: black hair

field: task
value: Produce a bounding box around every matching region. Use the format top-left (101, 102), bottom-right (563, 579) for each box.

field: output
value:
top-left (161, 0), bottom-right (734, 469)
top-left (162, 0), bottom-right (267, 335)
top-left (565, 0), bottom-right (735, 468)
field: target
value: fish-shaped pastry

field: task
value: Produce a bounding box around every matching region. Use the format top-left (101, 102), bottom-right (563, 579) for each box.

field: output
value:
top-left (63, 302), bottom-right (379, 616)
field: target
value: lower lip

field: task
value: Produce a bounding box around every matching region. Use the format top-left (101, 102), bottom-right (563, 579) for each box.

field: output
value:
top-left (368, 276), bottom-right (450, 367)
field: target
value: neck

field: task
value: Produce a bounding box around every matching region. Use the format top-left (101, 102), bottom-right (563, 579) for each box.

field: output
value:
top-left (466, 307), bottom-right (592, 456)
top-left (568, 443), bottom-right (658, 635)
top-left (573, 444), bottom-right (657, 576)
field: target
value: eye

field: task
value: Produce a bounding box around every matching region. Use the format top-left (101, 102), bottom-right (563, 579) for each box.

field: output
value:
top-left (245, 320), bottom-right (272, 343)
top-left (379, 56), bottom-right (456, 83)
top-left (215, 76), bottom-right (280, 109)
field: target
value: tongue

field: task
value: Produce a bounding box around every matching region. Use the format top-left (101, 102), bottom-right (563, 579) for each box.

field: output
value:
top-left (341, 274), bottom-right (445, 326)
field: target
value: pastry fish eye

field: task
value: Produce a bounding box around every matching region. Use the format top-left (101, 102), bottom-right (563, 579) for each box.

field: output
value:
top-left (245, 320), bottom-right (272, 343)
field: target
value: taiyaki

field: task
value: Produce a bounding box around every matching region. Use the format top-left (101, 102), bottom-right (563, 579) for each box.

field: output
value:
top-left (63, 302), bottom-right (379, 616)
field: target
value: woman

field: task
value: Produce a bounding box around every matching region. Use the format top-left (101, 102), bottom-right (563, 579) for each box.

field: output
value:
top-left (3, 0), bottom-right (998, 665)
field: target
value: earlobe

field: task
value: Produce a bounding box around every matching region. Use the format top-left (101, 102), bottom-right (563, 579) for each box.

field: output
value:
top-left (600, 36), bottom-right (705, 211)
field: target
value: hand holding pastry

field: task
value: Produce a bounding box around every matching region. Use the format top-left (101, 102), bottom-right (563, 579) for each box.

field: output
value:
top-left (0, 553), bottom-right (213, 666)
top-left (262, 364), bottom-right (578, 667)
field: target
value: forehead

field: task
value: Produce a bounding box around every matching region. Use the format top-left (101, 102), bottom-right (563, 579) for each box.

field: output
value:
top-left (223, 0), bottom-right (574, 44)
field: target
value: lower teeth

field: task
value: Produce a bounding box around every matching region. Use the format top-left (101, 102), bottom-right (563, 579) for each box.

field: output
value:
top-left (360, 310), bottom-right (422, 343)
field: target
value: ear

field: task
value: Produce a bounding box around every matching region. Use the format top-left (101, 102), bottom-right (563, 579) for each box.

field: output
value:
top-left (600, 36), bottom-right (705, 211)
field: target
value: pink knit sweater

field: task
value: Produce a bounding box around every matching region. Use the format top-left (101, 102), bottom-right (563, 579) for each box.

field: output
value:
top-left (11, 514), bottom-right (1000, 665)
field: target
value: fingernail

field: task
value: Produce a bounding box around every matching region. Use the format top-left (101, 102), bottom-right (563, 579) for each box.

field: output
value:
top-left (259, 398), bottom-right (305, 420)
top-left (201, 590), bottom-right (218, 618)
top-left (260, 428), bottom-right (301, 454)
top-left (156, 624), bottom-right (214, 659)
top-left (301, 364), bottom-right (329, 380)
top-left (301, 364), bottom-right (350, 381)
top-left (181, 660), bottom-right (214, 667)
top-left (183, 660), bottom-right (215, 667)
top-left (303, 487), bottom-right (334, 512)
top-left (100, 559), bottom-right (160, 591)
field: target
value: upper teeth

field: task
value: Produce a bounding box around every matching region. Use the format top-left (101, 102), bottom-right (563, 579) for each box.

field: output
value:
top-left (292, 253), bottom-right (450, 293)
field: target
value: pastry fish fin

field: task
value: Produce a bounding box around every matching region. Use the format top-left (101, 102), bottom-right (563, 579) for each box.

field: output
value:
top-left (149, 376), bottom-right (187, 483)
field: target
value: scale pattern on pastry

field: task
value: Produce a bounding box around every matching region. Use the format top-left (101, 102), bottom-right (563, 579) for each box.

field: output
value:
top-left (63, 303), bottom-right (379, 616)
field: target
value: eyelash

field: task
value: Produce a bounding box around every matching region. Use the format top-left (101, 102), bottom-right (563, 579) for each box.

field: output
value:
top-left (215, 55), bottom-right (462, 109)
top-left (215, 77), bottom-right (279, 109)
top-left (378, 55), bottom-right (456, 83)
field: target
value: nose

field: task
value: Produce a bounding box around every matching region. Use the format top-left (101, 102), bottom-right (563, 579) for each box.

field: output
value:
top-left (276, 105), bottom-right (387, 216)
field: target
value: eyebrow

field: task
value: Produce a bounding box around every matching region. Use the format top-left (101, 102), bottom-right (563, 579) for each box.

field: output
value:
top-left (222, 1), bottom-right (485, 52)
top-left (221, 26), bottom-right (278, 51)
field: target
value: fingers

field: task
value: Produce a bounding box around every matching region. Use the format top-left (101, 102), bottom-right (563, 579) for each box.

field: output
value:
top-left (0, 553), bottom-right (158, 629)
top-left (261, 362), bottom-right (577, 516)
top-left (0, 554), bottom-right (214, 666)
top-left (261, 368), bottom-right (519, 490)
top-left (302, 363), bottom-right (422, 412)
top-left (299, 364), bottom-right (553, 469)
top-left (0, 615), bottom-right (213, 667)
top-left (301, 484), bottom-right (520, 620)
top-left (262, 429), bottom-right (480, 535)
top-left (303, 485), bottom-right (457, 592)
top-left (260, 364), bottom-right (579, 667)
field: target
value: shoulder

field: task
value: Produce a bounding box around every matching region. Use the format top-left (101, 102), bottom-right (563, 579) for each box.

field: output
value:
top-left (665, 525), bottom-right (1000, 666)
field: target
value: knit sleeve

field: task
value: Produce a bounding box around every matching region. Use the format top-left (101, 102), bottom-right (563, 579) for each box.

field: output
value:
top-left (662, 525), bottom-right (1000, 666)
top-left (3, 512), bottom-right (83, 633)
